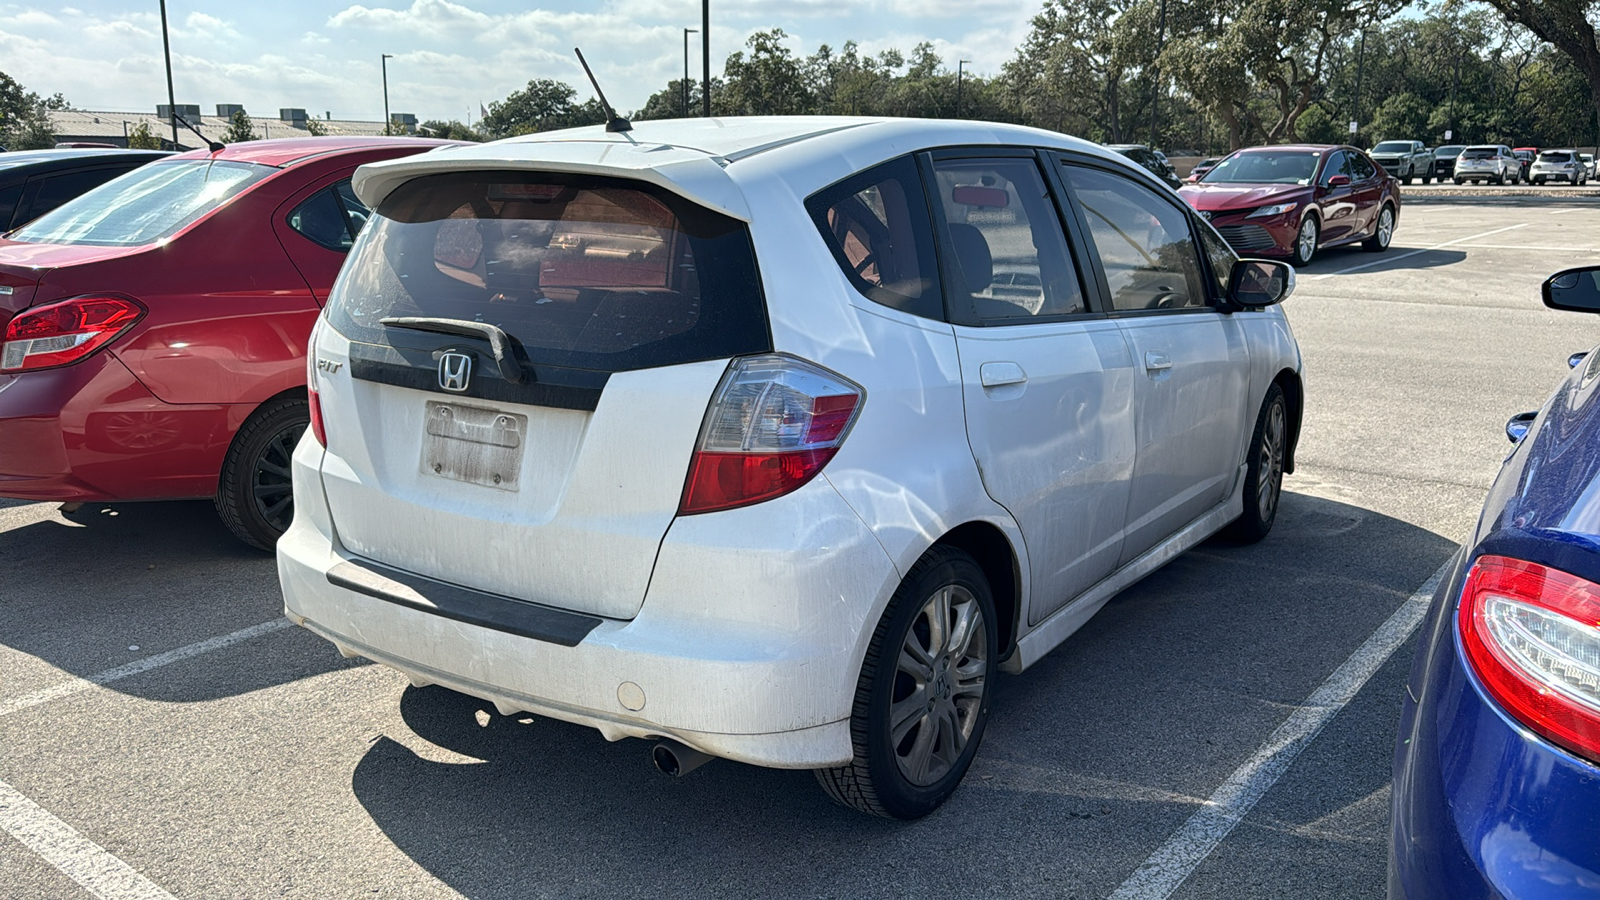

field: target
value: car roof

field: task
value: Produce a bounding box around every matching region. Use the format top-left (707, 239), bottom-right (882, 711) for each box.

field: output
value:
top-left (0, 148), bottom-right (170, 175)
top-left (353, 116), bottom-right (1137, 222)
top-left (167, 136), bottom-right (461, 169)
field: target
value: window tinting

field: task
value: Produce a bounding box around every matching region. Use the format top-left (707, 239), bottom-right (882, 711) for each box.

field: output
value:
top-left (930, 156), bottom-right (1084, 321)
top-left (9, 160), bottom-right (271, 246)
top-left (1349, 153), bottom-right (1377, 181)
top-left (806, 156), bottom-right (941, 319)
top-left (21, 167), bottom-right (132, 226)
top-left (1202, 151), bottom-right (1321, 185)
top-left (1066, 165), bottom-right (1206, 312)
top-left (1318, 151), bottom-right (1347, 184)
top-left (1198, 224), bottom-right (1236, 298)
top-left (325, 171), bottom-right (769, 373)
top-left (0, 183), bottom-right (22, 231)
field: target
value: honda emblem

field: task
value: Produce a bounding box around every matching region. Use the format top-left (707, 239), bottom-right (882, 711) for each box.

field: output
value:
top-left (438, 352), bottom-right (472, 393)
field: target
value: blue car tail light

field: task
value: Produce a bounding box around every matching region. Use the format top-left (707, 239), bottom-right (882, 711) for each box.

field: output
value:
top-left (1459, 555), bottom-right (1600, 765)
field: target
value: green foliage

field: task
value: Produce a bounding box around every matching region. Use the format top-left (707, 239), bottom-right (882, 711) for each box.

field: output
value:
top-left (721, 30), bottom-right (814, 116)
top-left (480, 78), bottom-right (606, 138)
top-left (416, 119), bottom-right (486, 142)
top-left (220, 110), bottom-right (259, 144)
top-left (304, 118), bottom-right (326, 137)
top-left (126, 120), bottom-right (162, 150)
top-left (0, 71), bottom-right (55, 150)
top-left (1367, 93), bottom-right (1434, 143)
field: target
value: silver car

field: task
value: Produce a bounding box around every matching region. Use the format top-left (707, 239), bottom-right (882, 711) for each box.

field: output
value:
top-left (1453, 145), bottom-right (1520, 185)
top-left (1530, 149), bottom-right (1588, 185)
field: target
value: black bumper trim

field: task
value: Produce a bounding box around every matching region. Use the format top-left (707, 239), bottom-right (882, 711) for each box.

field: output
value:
top-left (327, 558), bottom-right (603, 647)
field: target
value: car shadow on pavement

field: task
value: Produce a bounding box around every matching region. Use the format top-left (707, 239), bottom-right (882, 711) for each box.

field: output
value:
top-left (349, 490), bottom-right (1458, 900)
top-left (1293, 246), bottom-right (1467, 278)
top-left (0, 499), bottom-right (359, 705)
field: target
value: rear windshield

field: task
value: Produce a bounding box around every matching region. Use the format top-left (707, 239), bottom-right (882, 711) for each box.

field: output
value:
top-left (1461, 148), bottom-right (1497, 159)
top-left (325, 171), bottom-right (769, 373)
top-left (1435, 145), bottom-right (1465, 157)
top-left (1540, 152), bottom-right (1573, 162)
top-left (8, 160), bottom-right (272, 245)
top-left (1372, 142), bottom-right (1413, 153)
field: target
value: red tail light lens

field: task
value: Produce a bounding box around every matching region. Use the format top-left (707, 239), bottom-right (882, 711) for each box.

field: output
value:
top-left (304, 347), bottom-right (327, 447)
top-left (1459, 555), bottom-right (1600, 764)
top-left (679, 355), bottom-right (863, 515)
top-left (1, 295), bottom-right (145, 373)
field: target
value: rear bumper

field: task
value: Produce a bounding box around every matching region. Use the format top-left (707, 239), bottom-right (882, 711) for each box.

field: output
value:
top-left (278, 434), bottom-right (901, 770)
top-left (1390, 559), bottom-right (1600, 898)
top-left (1531, 170), bottom-right (1582, 183)
top-left (0, 354), bottom-right (233, 502)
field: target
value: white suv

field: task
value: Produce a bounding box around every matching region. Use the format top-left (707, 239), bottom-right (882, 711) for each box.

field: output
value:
top-left (278, 117), bottom-right (1304, 819)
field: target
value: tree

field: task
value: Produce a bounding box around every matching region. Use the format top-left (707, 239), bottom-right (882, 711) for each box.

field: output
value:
top-left (304, 118), bottom-right (326, 137)
top-left (417, 119), bottom-right (485, 141)
top-left (720, 29), bottom-right (814, 115)
top-left (220, 110), bottom-right (259, 144)
top-left (480, 78), bottom-right (606, 138)
top-left (0, 71), bottom-right (56, 150)
top-left (127, 120), bottom-right (162, 150)
top-left (1480, 0), bottom-right (1600, 144)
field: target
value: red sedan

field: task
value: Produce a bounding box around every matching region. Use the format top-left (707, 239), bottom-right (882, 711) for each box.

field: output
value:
top-left (0, 136), bottom-right (459, 548)
top-left (1177, 144), bottom-right (1400, 266)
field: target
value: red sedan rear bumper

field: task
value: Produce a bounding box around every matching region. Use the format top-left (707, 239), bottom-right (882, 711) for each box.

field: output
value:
top-left (0, 353), bottom-right (236, 502)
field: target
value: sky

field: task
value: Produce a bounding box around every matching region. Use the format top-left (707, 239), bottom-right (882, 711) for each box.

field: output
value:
top-left (0, 0), bottom-right (1039, 124)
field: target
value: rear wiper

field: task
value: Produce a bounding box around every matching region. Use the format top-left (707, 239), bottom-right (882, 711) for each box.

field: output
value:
top-left (379, 317), bottom-right (526, 384)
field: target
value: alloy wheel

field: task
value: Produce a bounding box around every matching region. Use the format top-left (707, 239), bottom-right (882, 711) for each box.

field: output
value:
top-left (1257, 399), bottom-right (1287, 523)
top-left (1377, 208), bottom-right (1394, 247)
top-left (251, 423), bottom-right (304, 534)
top-left (1297, 219), bottom-right (1317, 262)
top-left (890, 583), bottom-right (988, 786)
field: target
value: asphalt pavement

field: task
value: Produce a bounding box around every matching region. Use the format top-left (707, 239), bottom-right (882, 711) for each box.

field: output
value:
top-left (3, 195), bottom-right (1599, 899)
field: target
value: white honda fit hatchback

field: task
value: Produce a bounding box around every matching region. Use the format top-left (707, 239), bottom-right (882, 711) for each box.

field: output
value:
top-left (278, 117), bottom-right (1303, 819)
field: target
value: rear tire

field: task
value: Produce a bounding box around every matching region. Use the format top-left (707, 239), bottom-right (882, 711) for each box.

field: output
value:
top-left (1226, 382), bottom-right (1288, 544)
top-left (1363, 205), bottom-right (1394, 252)
top-left (215, 395), bottom-right (308, 551)
top-left (815, 546), bottom-right (997, 820)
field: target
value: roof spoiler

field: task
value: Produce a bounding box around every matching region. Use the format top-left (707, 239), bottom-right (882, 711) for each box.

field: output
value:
top-left (351, 140), bottom-right (752, 222)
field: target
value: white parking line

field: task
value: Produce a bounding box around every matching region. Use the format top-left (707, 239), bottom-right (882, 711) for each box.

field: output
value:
top-left (0, 618), bottom-right (291, 719)
top-left (1306, 224), bottom-right (1527, 280)
top-left (0, 777), bottom-right (175, 899)
top-left (1106, 555), bottom-right (1455, 900)
top-left (1457, 244), bottom-right (1600, 252)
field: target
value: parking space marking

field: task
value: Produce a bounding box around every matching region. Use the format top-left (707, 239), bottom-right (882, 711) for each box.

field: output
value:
top-left (0, 777), bottom-right (175, 900)
top-left (1456, 244), bottom-right (1600, 252)
top-left (1307, 224), bottom-right (1527, 280)
top-left (1106, 554), bottom-right (1455, 900)
top-left (0, 618), bottom-right (291, 719)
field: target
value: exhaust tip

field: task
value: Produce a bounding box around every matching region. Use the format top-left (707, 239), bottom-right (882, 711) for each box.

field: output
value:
top-left (651, 739), bottom-right (714, 778)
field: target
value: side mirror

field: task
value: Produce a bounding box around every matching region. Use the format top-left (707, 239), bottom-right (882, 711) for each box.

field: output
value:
top-left (1506, 411), bottom-right (1537, 444)
top-left (1228, 259), bottom-right (1295, 308)
top-left (1543, 266), bottom-right (1600, 313)
top-left (1326, 174), bottom-right (1352, 187)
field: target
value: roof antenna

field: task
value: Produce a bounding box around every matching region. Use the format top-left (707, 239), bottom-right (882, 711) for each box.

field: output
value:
top-left (174, 113), bottom-right (224, 153)
top-left (573, 47), bottom-right (631, 133)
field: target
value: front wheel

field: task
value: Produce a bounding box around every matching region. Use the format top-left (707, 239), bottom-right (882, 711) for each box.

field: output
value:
top-left (1226, 382), bottom-right (1288, 544)
top-left (1363, 205), bottom-right (1395, 252)
top-left (215, 395), bottom-right (308, 551)
top-left (815, 546), bottom-right (997, 819)
top-left (1291, 215), bottom-right (1319, 267)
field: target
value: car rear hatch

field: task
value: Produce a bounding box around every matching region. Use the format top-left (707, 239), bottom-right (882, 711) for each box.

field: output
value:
top-left (313, 151), bottom-right (770, 620)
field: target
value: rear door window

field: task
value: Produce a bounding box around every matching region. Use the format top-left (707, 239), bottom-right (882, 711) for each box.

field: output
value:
top-left (287, 178), bottom-right (371, 252)
top-left (805, 156), bottom-right (941, 320)
top-left (929, 155), bottom-right (1085, 322)
top-left (326, 171), bottom-right (770, 374)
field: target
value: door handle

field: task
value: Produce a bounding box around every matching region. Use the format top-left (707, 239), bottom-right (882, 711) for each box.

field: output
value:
top-left (979, 361), bottom-right (1027, 388)
top-left (1144, 350), bottom-right (1173, 372)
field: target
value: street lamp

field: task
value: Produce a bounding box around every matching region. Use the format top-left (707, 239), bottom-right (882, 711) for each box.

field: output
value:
top-left (159, 0), bottom-right (178, 148)
top-left (701, 0), bottom-right (711, 118)
top-left (1148, 0), bottom-right (1168, 147)
top-left (956, 60), bottom-right (971, 119)
top-left (683, 28), bottom-right (698, 118)
top-left (381, 53), bottom-right (394, 135)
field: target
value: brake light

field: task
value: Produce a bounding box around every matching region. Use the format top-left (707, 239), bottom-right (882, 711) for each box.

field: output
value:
top-left (305, 350), bottom-right (327, 448)
top-left (679, 355), bottom-right (863, 515)
top-left (1, 295), bottom-right (145, 373)
top-left (1459, 555), bottom-right (1600, 764)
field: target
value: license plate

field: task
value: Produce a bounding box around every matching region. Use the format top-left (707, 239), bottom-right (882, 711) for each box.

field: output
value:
top-left (421, 401), bottom-right (526, 491)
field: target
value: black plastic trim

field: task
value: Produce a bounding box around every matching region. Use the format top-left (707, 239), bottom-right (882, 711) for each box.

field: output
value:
top-left (347, 339), bottom-right (606, 411)
top-left (328, 557), bottom-right (602, 647)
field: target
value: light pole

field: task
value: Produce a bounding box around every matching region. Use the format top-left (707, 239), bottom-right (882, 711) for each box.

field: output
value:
top-left (701, 0), bottom-right (711, 118)
top-left (956, 60), bottom-right (970, 118)
top-left (1147, 0), bottom-right (1167, 147)
top-left (159, 0), bottom-right (178, 148)
top-left (381, 53), bottom-right (394, 135)
top-left (1353, 28), bottom-right (1369, 143)
top-left (684, 28), bottom-right (698, 118)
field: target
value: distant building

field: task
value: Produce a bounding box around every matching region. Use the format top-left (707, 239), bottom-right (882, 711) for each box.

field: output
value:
top-left (45, 104), bottom-right (409, 151)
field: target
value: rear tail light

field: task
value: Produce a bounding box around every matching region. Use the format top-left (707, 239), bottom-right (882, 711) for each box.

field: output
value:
top-left (1, 295), bottom-right (145, 373)
top-left (1459, 555), bottom-right (1600, 764)
top-left (305, 350), bottom-right (326, 448)
top-left (679, 355), bottom-right (863, 515)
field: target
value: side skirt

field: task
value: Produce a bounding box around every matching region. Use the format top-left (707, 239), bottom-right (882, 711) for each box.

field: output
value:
top-left (1001, 464), bottom-right (1247, 674)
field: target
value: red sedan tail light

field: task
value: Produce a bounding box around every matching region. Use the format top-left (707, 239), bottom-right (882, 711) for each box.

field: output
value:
top-left (1458, 555), bottom-right (1600, 764)
top-left (0, 295), bottom-right (145, 373)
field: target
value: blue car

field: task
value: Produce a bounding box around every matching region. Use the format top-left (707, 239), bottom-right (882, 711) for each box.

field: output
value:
top-left (1391, 266), bottom-right (1600, 898)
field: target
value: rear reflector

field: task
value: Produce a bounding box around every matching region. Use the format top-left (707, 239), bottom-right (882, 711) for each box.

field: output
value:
top-left (679, 355), bottom-right (863, 515)
top-left (1, 295), bottom-right (145, 373)
top-left (1459, 555), bottom-right (1600, 765)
